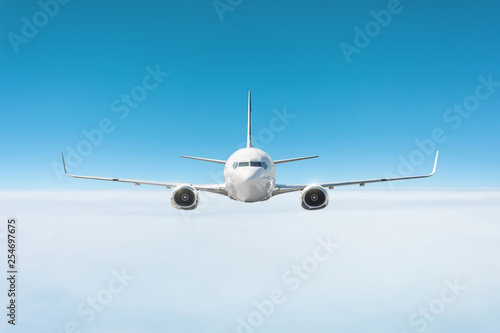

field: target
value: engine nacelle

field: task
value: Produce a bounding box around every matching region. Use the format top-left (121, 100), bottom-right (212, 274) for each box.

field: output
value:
top-left (301, 185), bottom-right (328, 210)
top-left (171, 185), bottom-right (199, 210)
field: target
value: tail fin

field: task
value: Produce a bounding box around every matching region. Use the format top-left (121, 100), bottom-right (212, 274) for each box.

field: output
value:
top-left (247, 90), bottom-right (252, 148)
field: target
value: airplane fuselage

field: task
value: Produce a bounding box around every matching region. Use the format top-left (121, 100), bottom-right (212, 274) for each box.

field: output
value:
top-left (224, 148), bottom-right (276, 202)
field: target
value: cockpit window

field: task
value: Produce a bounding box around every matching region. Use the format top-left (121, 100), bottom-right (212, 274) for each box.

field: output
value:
top-left (234, 161), bottom-right (268, 169)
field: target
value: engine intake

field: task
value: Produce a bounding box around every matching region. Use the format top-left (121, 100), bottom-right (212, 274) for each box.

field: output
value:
top-left (301, 185), bottom-right (328, 210)
top-left (171, 185), bottom-right (199, 210)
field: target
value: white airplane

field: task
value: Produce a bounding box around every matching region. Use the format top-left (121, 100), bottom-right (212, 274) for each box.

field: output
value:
top-left (62, 91), bottom-right (438, 210)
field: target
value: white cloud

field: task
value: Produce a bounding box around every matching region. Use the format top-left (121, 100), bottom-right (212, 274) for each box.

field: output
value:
top-left (1, 189), bottom-right (499, 333)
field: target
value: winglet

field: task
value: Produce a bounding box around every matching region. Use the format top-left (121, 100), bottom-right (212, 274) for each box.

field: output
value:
top-left (247, 90), bottom-right (252, 148)
top-left (430, 150), bottom-right (439, 176)
top-left (61, 151), bottom-right (70, 176)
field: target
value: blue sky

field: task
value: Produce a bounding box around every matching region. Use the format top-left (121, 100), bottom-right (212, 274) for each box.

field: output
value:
top-left (1, 0), bottom-right (499, 189)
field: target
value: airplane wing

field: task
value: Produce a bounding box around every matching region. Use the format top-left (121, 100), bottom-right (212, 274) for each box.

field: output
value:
top-left (274, 155), bottom-right (319, 164)
top-left (180, 155), bottom-right (226, 164)
top-left (272, 151), bottom-right (438, 196)
top-left (61, 152), bottom-right (228, 196)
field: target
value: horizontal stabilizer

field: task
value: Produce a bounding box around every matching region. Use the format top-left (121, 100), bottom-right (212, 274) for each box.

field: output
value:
top-left (274, 155), bottom-right (319, 164)
top-left (180, 155), bottom-right (226, 164)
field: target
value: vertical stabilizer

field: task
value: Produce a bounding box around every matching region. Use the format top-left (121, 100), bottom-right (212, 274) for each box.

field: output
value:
top-left (247, 90), bottom-right (253, 148)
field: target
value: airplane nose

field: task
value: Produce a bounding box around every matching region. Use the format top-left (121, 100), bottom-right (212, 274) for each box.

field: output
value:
top-left (229, 168), bottom-right (273, 202)
top-left (238, 168), bottom-right (261, 182)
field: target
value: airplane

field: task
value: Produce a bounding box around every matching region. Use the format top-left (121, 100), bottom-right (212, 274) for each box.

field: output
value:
top-left (62, 91), bottom-right (439, 210)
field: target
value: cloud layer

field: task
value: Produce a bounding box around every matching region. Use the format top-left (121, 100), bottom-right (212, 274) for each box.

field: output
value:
top-left (1, 189), bottom-right (499, 333)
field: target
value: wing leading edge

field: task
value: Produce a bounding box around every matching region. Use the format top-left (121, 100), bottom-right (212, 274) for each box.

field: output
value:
top-left (180, 155), bottom-right (226, 164)
top-left (274, 155), bottom-right (319, 164)
top-left (61, 152), bottom-right (227, 195)
top-left (273, 151), bottom-right (439, 195)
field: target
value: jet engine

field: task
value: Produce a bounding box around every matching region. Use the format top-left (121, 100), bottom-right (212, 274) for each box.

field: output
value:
top-left (171, 185), bottom-right (199, 210)
top-left (301, 185), bottom-right (328, 210)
